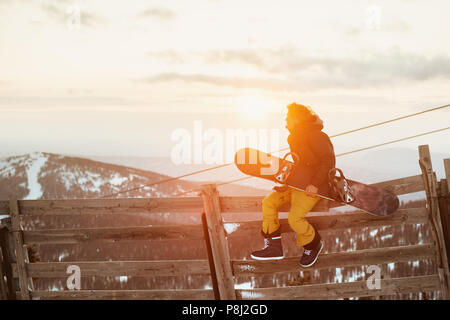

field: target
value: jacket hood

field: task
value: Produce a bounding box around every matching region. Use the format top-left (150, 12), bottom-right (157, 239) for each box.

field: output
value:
top-left (289, 116), bottom-right (324, 134)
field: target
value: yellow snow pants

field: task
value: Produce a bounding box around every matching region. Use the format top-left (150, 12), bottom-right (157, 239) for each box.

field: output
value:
top-left (262, 187), bottom-right (320, 247)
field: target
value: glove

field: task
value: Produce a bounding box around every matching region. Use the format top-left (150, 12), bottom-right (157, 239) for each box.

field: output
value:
top-left (273, 184), bottom-right (288, 193)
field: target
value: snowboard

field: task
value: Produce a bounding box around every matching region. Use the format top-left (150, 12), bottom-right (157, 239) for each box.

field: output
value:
top-left (234, 147), bottom-right (399, 216)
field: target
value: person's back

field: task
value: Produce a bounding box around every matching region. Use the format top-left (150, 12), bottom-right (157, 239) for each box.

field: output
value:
top-left (250, 103), bottom-right (336, 267)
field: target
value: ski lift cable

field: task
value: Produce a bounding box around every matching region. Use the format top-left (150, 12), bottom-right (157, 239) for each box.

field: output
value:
top-left (101, 104), bottom-right (449, 198)
top-left (176, 126), bottom-right (450, 196)
top-left (276, 103), bottom-right (450, 152)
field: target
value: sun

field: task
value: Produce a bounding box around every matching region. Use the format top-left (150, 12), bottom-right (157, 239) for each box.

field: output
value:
top-left (235, 96), bottom-right (271, 118)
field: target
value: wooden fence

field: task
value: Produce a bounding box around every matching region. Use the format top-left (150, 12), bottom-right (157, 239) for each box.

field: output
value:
top-left (0, 144), bottom-right (449, 300)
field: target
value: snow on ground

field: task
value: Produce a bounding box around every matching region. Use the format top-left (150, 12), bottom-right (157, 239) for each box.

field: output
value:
top-left (110, 173), bottom-right (129, 186)
top-left (60, 167), bottom-right (134, 193)
top-left (334, 268), bottom-right (343, 283)
top-left (238, 264), bottom-right (256, 272)
top-left (58, 252), bottom-right (69, 262)
top-left (116, 276), bottom-right (128, 283)
top-left (234, 281), bottom-right (253, 289)
top-left (0, 155), bottom-right (25, 178)
top-left (387, 262), bottom-right (395, 271)
top-left (346, 270), bottom-right (360, 282)
top-left (0, 161), bottom-right (16, 177)
top-left (24, 152), bottom-right (48, 200)
top-left (236, 280), bottom-right (264, 298)
top-left (224, 223), bottom-right (240, 235)
top-left (240, 291), bottom-right (265, 299)
top-left (380, 234), bottom-right (393, 241)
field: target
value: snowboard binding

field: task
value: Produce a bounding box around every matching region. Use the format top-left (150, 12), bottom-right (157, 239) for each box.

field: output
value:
top-left (274, 152), bottom-right (299, 184)
top-left (328, 168), bottom-right (355, 204)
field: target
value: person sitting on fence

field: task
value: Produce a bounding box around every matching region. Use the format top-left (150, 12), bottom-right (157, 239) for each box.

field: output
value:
top-left (250, 103), bottom-right (336, 267)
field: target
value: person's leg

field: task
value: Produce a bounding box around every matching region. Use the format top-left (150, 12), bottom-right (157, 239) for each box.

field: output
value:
top-left (250, 189), bottom-right (291, 260)
top-left (288, 189), bottom-right (323, 267)
top-left (288, 189), bottom-right (320, 246)
top-left (261, 189), bottom-right (291, 234)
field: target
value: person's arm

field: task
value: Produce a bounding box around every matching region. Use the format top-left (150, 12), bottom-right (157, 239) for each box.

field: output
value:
top-left (309, 132), bottom-right (335, 187)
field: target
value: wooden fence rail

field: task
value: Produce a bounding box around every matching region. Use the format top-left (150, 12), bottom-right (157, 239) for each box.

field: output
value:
top-left (0, 144), bottom-right (449, 300)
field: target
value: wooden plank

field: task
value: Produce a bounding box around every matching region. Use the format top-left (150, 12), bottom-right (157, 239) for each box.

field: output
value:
top-left (370, 174), bottom-right (425, 196)
top-left (445, 159), bottom-right (450, 199)
top-left (233, 244), bottom-right (435, 275)
top-left (220, 175), bottom-right (425, 213)
top-left (438, 178), bottom-right (450, 270)
top-left (443, 159), bottom-right (450, 226)
top-left (9, 197), bottom-right (31, 300)
top-left (441, 158), bottom-right (450, 270)
top-left (201, 184), bottom-right (236, 300)
top-left (225, 208), bottom-right (428, 238)
top-left (12, 260), bottom-right (210, 278)
top-left (16, 198), bottom-right (203, 216)
top-left (0, 229), bottom-right (7, 299)
top-left (236, 275), bottom-right (440, 300)
top-left (419, 145), bottom-right (450, 299)
top-left (202, 213), bottom-right (220, 300)
top-left (23, 224), bottom-right (204, 244)
top-left (0, 225), bottom-right (15, 300)
top-left (0, 201), bottom-right (8, 215)
top-left (29, 289), bottom-right (214, 300)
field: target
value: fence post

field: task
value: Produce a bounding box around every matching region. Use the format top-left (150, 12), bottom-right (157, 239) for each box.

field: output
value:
top-left (9, 196), bottom-right (32, 300)
top-left (200, 184), bottom-right (236, 300)
top-left (0, 218), bottom-right (17, 300)
top-left (418, 145), bottom-right (450, 299)
top-left (0, 223), bottom-right (8, 300)
top-left (439, 159), bottom-right (450, 268)
top-left (0, 219), bottom-right (16, 300)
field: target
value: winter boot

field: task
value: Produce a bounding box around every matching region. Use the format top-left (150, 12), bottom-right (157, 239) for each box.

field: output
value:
top-left (299, 231), bottom-right (323, 267)
top-left (250, 229), bottom-right (284, 260)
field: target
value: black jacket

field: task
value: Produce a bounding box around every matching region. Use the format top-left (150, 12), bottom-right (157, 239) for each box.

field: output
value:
top-left (286, 119), bottom-right (336, 197)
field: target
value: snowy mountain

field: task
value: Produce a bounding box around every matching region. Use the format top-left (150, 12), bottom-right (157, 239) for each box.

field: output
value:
top-left (0, 152), bottom-right (200, 200)
top-left (0, 152), bottom-right (268, 201)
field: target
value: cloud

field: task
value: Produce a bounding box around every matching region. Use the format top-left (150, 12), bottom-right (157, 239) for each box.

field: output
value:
top-left (138, 47), bottom-right (450, 92)
top-left (139, 7), bottom-right (177, 21)
top-left (204, 49), bottom-right (264, 67)
top-left (138, 73), bottom-right (297, 91)
top-left (0, 95), bottom-right (149, 108)
top-left (148, 48), bottom-right (450, 89)
top-left (146, 50), bottom-right (185, 64)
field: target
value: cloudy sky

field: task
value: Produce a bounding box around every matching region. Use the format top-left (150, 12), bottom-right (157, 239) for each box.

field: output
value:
top-left (1, 0), bottom-right (449, 161)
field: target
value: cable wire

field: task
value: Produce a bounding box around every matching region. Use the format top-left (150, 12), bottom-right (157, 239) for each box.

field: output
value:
top-left (101, 104), bottom-right (449, 198)
top-left (334, 126), bottom-right (449, 157)
top-left (176, 126), bottom-right (450, 195)
top-left (276, 104), bottom-right (450, 152)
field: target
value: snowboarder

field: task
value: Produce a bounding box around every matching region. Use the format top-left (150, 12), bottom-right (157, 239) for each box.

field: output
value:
top-left (250, 103), bottom-right (336, 267)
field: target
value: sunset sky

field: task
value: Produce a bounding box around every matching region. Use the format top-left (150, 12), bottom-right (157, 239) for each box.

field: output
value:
top-left (1, 0), bottom-right (449, 161)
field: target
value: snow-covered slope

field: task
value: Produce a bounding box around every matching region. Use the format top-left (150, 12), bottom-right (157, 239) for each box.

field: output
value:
top-left (22, 152), bottom-right (49, 199)
top-left (0, 152), bottom-right (201, 200)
